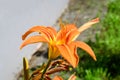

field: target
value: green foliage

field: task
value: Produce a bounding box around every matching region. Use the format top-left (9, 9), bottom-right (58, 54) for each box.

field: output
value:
top-left (112, 76), bottom-right (120, 80)
top-left (108, 0), bottom-right (120, 14)
top-left (59, 71), bottom-right (70, 80)
top-left (100, 13), bottom-right (120, 54)
top-left (93, 0), bottom-right (120, 54)
top-left (76, 50), bottom-right (120, 78)
top-left (84, 68), bottom-right (110, 80)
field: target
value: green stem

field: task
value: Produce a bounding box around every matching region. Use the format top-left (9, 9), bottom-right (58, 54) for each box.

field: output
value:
top-left (40, 59), bottom-right (51, 80)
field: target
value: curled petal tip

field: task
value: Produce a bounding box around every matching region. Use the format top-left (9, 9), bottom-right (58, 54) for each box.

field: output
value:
top-left (94, 57), bottom-right (97, 61)
top-left (20, 44), bottom-right (24, 50)
top-left (78, 18), bottom-right (100, 33)
top-left (20, 46), bottom-right (23, 50)
top-left (91, 18), bottom-right (99, 22)
top-left (22, 35), bottom-right (25, 40)
top-left (91, 54), bottom-right (97, 61)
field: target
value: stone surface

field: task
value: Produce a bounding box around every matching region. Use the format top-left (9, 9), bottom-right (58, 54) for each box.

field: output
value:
top-left (29, 44), bottom-right (48, 68)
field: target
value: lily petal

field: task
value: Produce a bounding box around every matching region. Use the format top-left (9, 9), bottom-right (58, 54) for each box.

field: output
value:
top-left (46, 27), bottom-right (57, 39)
top-left (78, 18), bottom-right (99, 33)
top-left (20, 35), bottom-right (48, 49)
top-left (53, 76), bottom-right (63, 80)
top-left (48, 45), bottom-right (60, 59)
top-left (57, 44), bottom-right (79, 68)
top-left (22, 26), bottom-right (57, 41)
top-left (68, 73), bottom-right (76, 80)
top-left (66, 29), bottom-right (79, 43)
top-left (71, 41), bottom-right (96, 61)
top-left (57, 24), bottom-right (77, 41)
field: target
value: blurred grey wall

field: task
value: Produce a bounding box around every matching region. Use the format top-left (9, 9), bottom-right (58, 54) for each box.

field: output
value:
top-left (0, 0), bottom-right (68, 79)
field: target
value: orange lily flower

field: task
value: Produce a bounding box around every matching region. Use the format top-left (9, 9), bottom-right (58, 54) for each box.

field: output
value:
top-left (20, 18), bottom-right (99, 68)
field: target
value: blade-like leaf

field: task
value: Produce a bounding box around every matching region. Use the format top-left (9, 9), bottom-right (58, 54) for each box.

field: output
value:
top-left (23, 57), bottom-right (29, 80)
